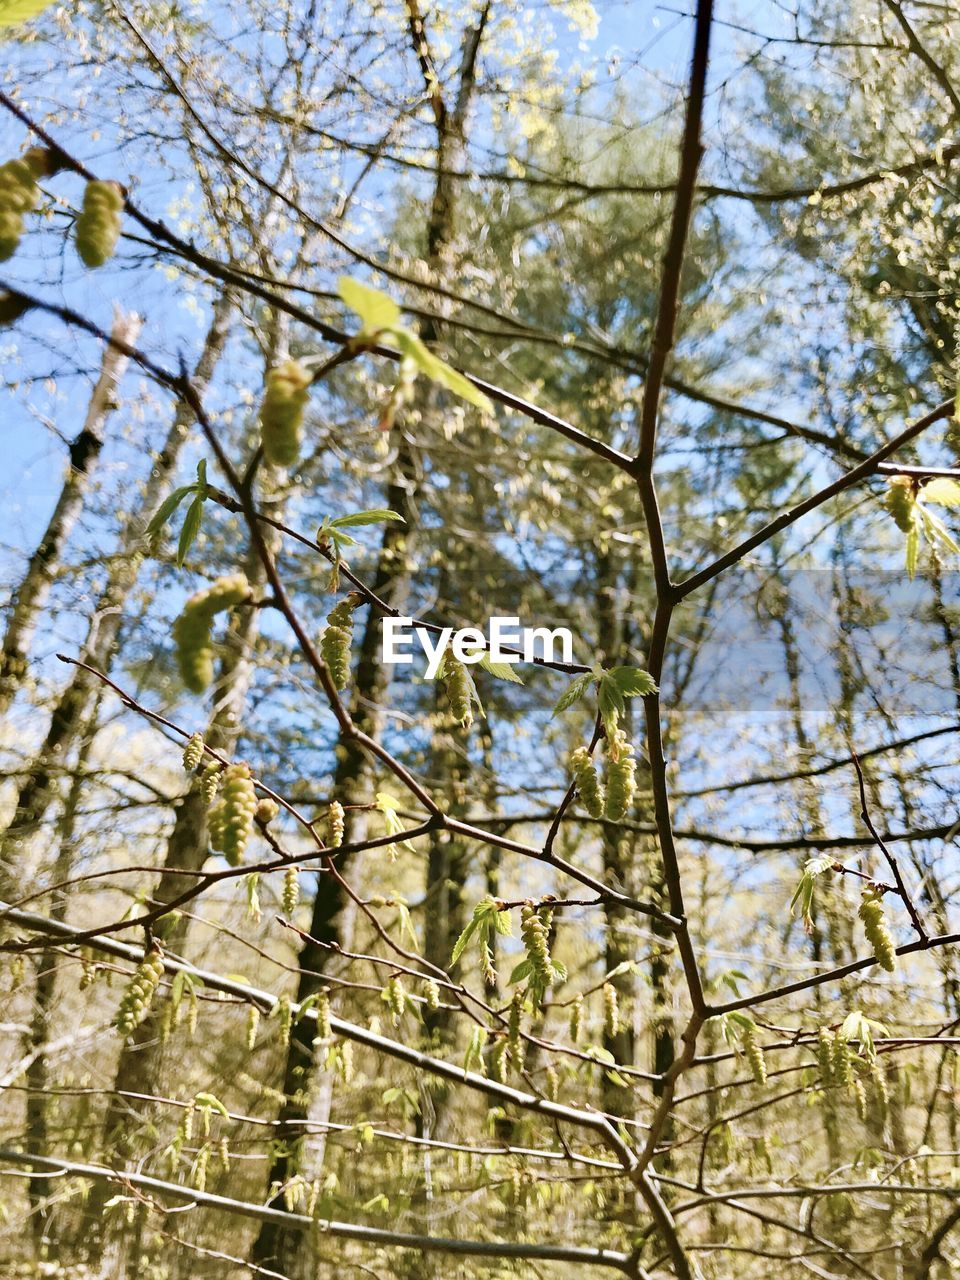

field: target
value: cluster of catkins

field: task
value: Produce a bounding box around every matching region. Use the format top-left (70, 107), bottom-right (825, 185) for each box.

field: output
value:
top-left (75, 180), bottom-right (124, 267)
top-left (320, 596), bottom-right (358, 689)
top-left (114, 945), bottom-right (164, 1037)
top-left (173, 573), bottom-right (251, 693)
top-left (207, 762), bottom-right (257, 866)
top-left (0, 147), bottom-right (55, 261)
top-left (0, 145), bottom-right (123, 270)
top-left (570, 728), bottom-right (637, 821)
top-left (858, 888), bottom-right (897, 972)
top-left (259, 359), bottom-right (312, 467)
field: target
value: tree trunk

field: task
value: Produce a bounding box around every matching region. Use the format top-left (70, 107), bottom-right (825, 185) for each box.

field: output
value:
top-left (0, 309), bottom-right (143, 716)
top-left (0, 296), bottom-right (234, 892)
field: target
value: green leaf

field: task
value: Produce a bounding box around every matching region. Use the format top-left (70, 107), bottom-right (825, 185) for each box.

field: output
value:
top-left (905, 524), bottom-right (919, 578)
top-left (920, 506), bottom-right (960, 555)
top-left (492, 906), bottom-right (512, 937)
top-left (550, 672), bottom-right (594, 718)
top-left (337, 277), bottom-right (401, 334)
top-left (607, 666), bottom-right (658, 697)
top-left (328, 528), bottom-right (357, 548)
top-left (0, 0), bottom-right (55, 26)
top-left (393, 329), bottom-right (493, 414)
top-left (508, 958), bottom-right (533, 985)
top-left (922, 477), bottom-right (960, 507)
top-left (176, 493), bottom-right (205, 568)
top-left (475, 652), bottom-right (524, 684)
top-left (450, 917), bottom-right (479, 966)
top-left (146, 485), bottom-right (196, 537)
top-left (598, 675), bottom-right (624, 738)
top-left (330, 509), bottom-right (405, 528)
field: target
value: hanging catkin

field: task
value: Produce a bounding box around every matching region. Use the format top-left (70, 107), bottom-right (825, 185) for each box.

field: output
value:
top-left (282, 866), bottom-right (300, 915)
top-left (602, 982), bottom-right (620, 1039)
top-left (604, 729), bottom-right (636, 821)
top-left (817, 1028), bottom-right (836, 1085)
top-left (183, 732), bottom-right (204, 772)
top-left (114, 946), bottom-right (164, 1037)
top-left (569, 993), bottom-right (583, 1044)
top-left (883, 476), bottom-right (916, 532)
top-left (442, 655), bottom-right (473, 729)
top-left (75, 180), bottom-right (124, 267)
top-left (200, 764), bottom-right (221, 804)
top-left (326, 800), bottom-right (345, 848)
top-left (742, 1022), bottom-right (767, 1085)
top-left (520, 905), bottom-right (552, 996)
top-left (0, 148), bottom-right (53, 261)
top-left (173, 573), bottom-right (251, 693)
top-left (320, 597), bottom-right (358, 690)
top-left (859, 888), bottom-right (897, 972)
top-left (259, 359), bottom-right (312, 467)
top-left (570, 746), bottom-right (604, 819)
top-left (213, 762), bottom-right (257, 867)
top-left (385, 974), bottom-right (406, 1025)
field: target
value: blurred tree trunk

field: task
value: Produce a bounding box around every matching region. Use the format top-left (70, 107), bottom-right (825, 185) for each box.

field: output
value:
top-left (23, 690), bottom-right (104, 1242)
top-left (0, 296), bottom-right (233, 890)
top-left (0, 309), bottom-right (142, 717)
top-left (250, 12), bottom-right (489, 1274)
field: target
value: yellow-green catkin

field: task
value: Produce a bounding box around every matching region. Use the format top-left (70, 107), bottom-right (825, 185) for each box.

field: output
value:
top-left (256, 797), bottom-right (279, 825)
top-left (336, 1040), bottom-right (354, 1083)
top-left (213, 762), bottom-right (257, 867)
top-left (320, 597), bottom-right (357, 690)
top-left (520, 904), bottom-right (552, 995)
top-left (424, 978), bottom-right (440, 1012)
top-left (508, 988), bottom-right (524, 1058)
top-left (315, 991), bottom-right (332, 1042)
top-left (326, 800), bottom-right (345, 848)
top-left (183, 732), bottom-right (204, 772)
top-left (246, 1005), bottom-right (260, 1051)
top-left (491, 1036), bottom-right (510, 1082)
top-left (833, 1035), bottom-right (851, 1087)
top-left (871, 1061), bottom-right (889, 1116)
top-left (883, 476), bottom-right (917, 532)
top-left (742, 1022), bottom-right (767, 1085)
top-left (282, 866), bottom-right (300, 916)
top-left (859, 888), bottom-right (897, 972)
top-left (191, 1145), bottom-right (209, 1194)
top-left (818, 1028), bottom-right (836, 1085)
top-left (273, 994), bottom-right (293, 1046)
top-left (114, 946), bottom-right (164, 1037)
top-left (0, 148), bottom-right (52, 261)
top-left (75, 180), bottom-right (124, 267)
top-left (602, 982), bottom-right (620, 1039)
top-left (604, 729), bottom-right (637, 821)
top-left (569, 993), bottom-right (583, 1044)
top-left (852, 1075), bottom-right (868, 1121)
top-left (173, 573), bottom-right (251, 693)
top-left (545, 1064), bottom-right (559, 1102)
top-left (201, 763), bottom-right (221, 804)
top-left (570, 746), bottom-right (604, 819)
top-left (259, 359), bottom-right (311, 467)
top-left (385, 974), bottom-right (405, 1025)
top-left (442, 655), bottom-right (473, 730)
